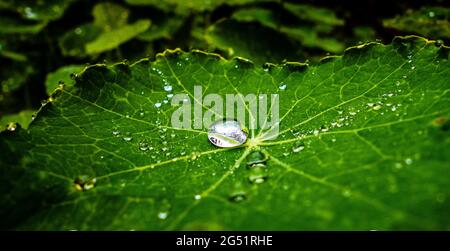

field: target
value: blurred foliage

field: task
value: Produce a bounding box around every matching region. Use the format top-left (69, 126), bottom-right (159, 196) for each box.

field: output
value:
top-left (0, 0), bottom-right (448, 128)
top-left (383, 6), bottom-right (450, 39)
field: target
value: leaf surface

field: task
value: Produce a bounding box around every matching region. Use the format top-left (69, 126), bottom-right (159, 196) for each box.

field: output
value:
top-left (0, 36), bottom-right (449, 230)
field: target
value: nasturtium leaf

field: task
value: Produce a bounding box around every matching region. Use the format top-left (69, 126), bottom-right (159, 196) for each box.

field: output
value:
top-left (0, 0), bottom-right (75, 22)
top-left (85, 20), bottom-right (151, 55)
top-left (125, 0), bottom-right (274, 14)
top-left (137, 16), bottom-right (185, 42)
top-left (205, 19), bottom-right (304, 64)
top-left (0, 109), bottom-right (35, 130)
top-left (232, 7), bottom-right (279, 30)
top-left (0, 15), bottom-right (47, 34)
top-left (59, 2), bottom-right (151, 57)
top-left (45, 65), bottom-right (85, 95)
top-left (92, 2), bottom-right (130, 31)
top-left (0, 36), bottom-right (449, 230)
top-left (279, 26), bottom-right (345, 54)
top-left (231, 7), bottom-right (345, 54)
top-left (283, 3), bottom-right (344, 26)
top-left (0, 60), bottom-right (33, 94)
top-left (383, 6), bottom-right (450, 39)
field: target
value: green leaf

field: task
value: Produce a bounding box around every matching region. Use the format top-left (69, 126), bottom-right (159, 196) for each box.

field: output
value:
top-left (58, 24), bottom-right (103, 57)
top-left (45, 65), bottom-right (85, 95)
top-left (279, 26), bottom-right (345, 53)
top-left (59, 2), bottom-right (151, 57)
top-left (283, 3), bottom-right (344, 26)
top-left (0, 0), bottom-right (75, 22)
top-left (85, 20), bottom-right (151, 55)
top-left (232, 7), bottom-right (279, 29)
top-left (0, 109), bottom-right (35, 130)
top-left (0, 15), bottom-right (47, 34)
top-left (231, 7), bottom-right (345, 53)
top-left (137, 16), bottom-right (185, 42)
top-left (125, 0), bottom-right (273, 14)
top-left (92, 2), bottom-right (130, 31)
top-left (383, 6), bottom-right (450, 39)
top-left (205, 19), bottom-right (304, 64)
top-left (1, 36), bottom-right (449, 230)
top-left (0, 60), bottom-right (34, 94)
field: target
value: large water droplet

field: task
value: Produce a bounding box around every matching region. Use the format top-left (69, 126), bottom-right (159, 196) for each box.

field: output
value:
top-left (208, 119), bottom-right (247, 148)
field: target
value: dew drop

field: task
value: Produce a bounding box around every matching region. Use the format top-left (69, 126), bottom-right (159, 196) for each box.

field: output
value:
top-left (208, 119), bottom-right (247, 148)
top-left (74, 175), bottom-right (96, 192)
top-left (248, 167), bottom-right (268, 184)
top-left (405, 158), bottom-right (413, 165)
top-left (6, 122), bottom-right (17, 132)
top-left (139, 141), bottom-right (149, 151)
top-left (229, 192), bottom-right (246, 202)
top-left (123, 132), bottom-right (133, 142)
top-left (155, 102), bottom-right (162, 108)
top-left (158, 212), bottom-right (168, 220)
top-left (292, 143), bottom-right (305, 153)
top-left (194, 194), bottom-right (202, 200)
top-left (279, 83), bottom-right (287, 90)
top-left (246, 151), bottom-right (267, 168)
top-left (342, 189), bottom-right (351, 197)
top-left (163, 85), bottom-right (172, 92)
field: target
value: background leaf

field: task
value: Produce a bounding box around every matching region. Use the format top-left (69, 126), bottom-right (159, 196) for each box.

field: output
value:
top-left (383, 6), bottom-right (450, 39)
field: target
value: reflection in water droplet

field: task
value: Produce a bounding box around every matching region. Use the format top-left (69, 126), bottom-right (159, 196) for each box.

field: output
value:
top-left (194, 194), bottom-right (202, 200)
top-left (155, 102), bottom-right (162, 108)
top-left (208, 119), bottom-right (247, 148)
top-left (279, 84), bottom-right (287, 90)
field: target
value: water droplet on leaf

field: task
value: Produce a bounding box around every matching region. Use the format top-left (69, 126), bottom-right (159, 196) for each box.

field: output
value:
top-left (74, 175), bottom-right (96, 192)
top-left (208, 119), bottom-right (247, 148)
